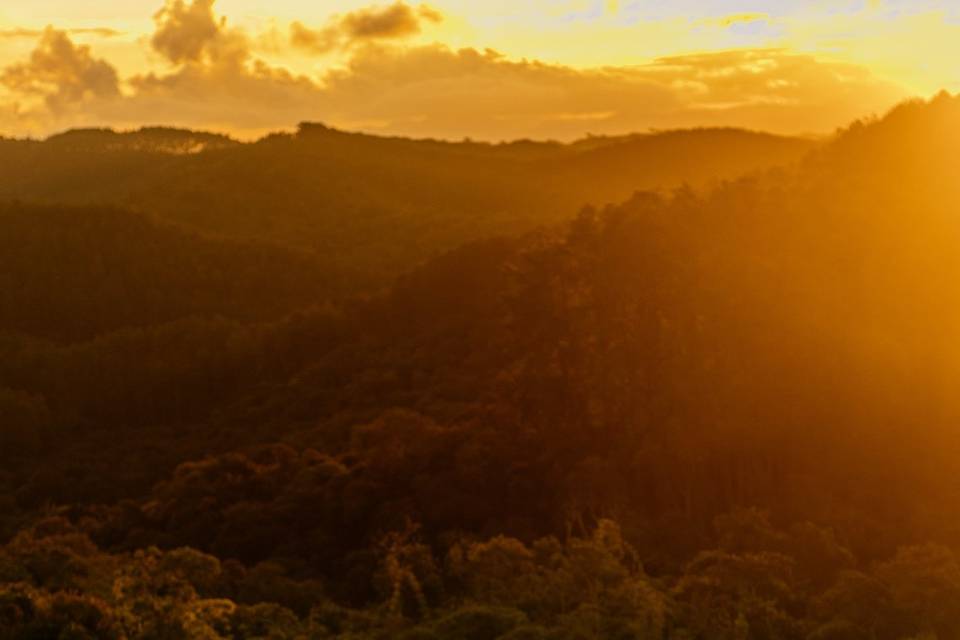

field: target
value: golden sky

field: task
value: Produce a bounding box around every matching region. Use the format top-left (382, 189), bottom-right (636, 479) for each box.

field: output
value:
top-left (0, 0), bottom-right (957, 140)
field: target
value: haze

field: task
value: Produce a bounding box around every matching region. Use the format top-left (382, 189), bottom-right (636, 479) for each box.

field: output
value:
top-left (6, 2), bottom-right (960, 639)
top-left (2, 0), bottom-right (958, 139)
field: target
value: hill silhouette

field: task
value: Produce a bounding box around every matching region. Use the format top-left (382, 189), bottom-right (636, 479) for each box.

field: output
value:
top-left (0, 124), bottom-right (814, 288)
top-left (4, 95), bottom-right (960, 638)
top-left (0, 202), bottom-right (342, 342)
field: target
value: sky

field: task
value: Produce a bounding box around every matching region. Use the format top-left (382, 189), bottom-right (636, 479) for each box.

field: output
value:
top-left (0, 0), bottom-right (957, 140)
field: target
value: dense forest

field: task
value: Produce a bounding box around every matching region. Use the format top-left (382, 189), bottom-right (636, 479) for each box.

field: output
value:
top-left (0, 126), bottom-right (812, 290)
top-left (2, 94), bottom-right (960, 639)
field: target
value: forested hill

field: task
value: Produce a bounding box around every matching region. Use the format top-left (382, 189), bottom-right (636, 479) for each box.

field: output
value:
top-left (6, 96), bottom-right (960, 638)
top-left (0, 202), bottom-right (342, 342)
top-left (0, 125), bottom-right (814, 288)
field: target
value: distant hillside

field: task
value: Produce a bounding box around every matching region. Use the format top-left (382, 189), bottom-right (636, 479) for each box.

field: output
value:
top-left (42, 127), bottom-right (239, 153)
top-left (0, 124), bottom-right (815, 287)
top-left (0, 202), bottom-right (339, 342)
top-left (7, 95), bottom-right (960, 639)
top-left (552, 128), bottom-right (813, 201)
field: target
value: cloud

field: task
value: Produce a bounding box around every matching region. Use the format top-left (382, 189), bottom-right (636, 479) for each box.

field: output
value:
top-left (342, 2), bottom-right (441, 39)
top-left (0, 27), bottom-right (123, 39)
top-left (305, 45), bottom-right (904, 139)
top-left (289, 22), bottom-right (339, 56)
top-left (151, 0), bottom-right (247, 66)
top-left (701, 13), bottom-right (769, 28)
top-left (140, 44), bottom-right (900, 139)
top-left (291, 2), bottom-right (443, 55)
top-left (0, 27), bottom-right (119, 114)
top-left (112, 60), bottom-right (322, 134)
top-left (0, 2), bottom-right (303, 136)
top-left (417, 6), bottom-right (444, 24)
top-left (0, 1), bottom-right (905, 141)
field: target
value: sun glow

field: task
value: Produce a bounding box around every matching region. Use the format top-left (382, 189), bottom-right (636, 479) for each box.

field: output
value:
top-left (0, 0), bottom-right (956, 139)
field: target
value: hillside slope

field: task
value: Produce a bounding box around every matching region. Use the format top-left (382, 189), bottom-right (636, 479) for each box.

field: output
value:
top-left (0, 125), bottom-right (815, 286)
top-left (8, 97), bottom-right (960, 638)
top-left (0, 202), bottom-right (340, 342)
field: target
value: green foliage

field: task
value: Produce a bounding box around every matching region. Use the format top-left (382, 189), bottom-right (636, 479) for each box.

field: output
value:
top-left (673, 550), bottom-right (803, 640)
top-left (874, 544), bottom-right (960, 637)
top-left (230, 603), bottom-right (304, 640)
top-left (0, 585), bottom-right (121, 640)
top-left (432, 606), bottom-right (527, 640)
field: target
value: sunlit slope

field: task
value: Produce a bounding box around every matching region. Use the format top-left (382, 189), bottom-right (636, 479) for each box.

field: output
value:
top-left (753, 93), bottom-right (960, 399)
top-left (215, 93), bottom-right (960, 536)
top-left (0, 124), bottom-right (814, 286)
top-left (551, 127), bottom-right (815, 205)
top-left (4, 97), bottom-right (960, 618)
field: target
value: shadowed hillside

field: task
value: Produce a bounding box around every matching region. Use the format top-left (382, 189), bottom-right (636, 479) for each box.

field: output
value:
top-left (5, 95), bottom-right (960, 638)
top-left (0, 202), bottom-right (343, 342)
top-left (0, 125), bottom-right (814, 288)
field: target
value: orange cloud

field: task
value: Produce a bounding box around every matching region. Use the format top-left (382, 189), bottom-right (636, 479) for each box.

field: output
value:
top-left (291, 2), bottom-right (443, 55)
top-left (152, 0), bottom-right (221, 64)
top-left (0, 27), bottom-right (123, 39)
top-left (289, 22), bottom-right (338, 55)
top-left (0, 2), bottom-right (906, 140)
top-left (310, 45), bottom-right (904, 139)
top-left (151, 0), bottom-right (248, 67)
top-left (342, 2), bottom-right (439, 38)
top-left (0, 28), bottom-right (119, 114)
